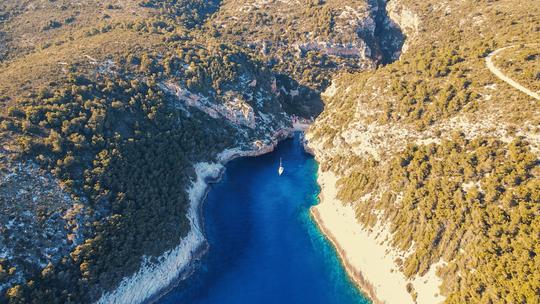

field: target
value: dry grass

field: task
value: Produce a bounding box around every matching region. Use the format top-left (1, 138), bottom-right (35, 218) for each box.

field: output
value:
top-left (0, 0), bottom-right (170, 112)
top-left (0, 28), bottom-right (163, 105)
top-left (0, 0), bottom-right (154, 61)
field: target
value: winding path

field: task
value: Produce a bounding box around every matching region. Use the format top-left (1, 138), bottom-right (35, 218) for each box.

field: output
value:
top-left (485, 45), bottom-right (540, 101)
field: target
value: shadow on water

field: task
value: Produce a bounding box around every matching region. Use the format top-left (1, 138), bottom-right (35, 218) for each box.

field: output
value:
top-left (158, 133), bottom-right (370, 304)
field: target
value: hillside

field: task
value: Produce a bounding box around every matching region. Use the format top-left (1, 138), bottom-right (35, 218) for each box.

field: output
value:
top-left (306, 0), bottom-right (540, 303)
top-left (210, 0), bottom-right (404, 90)
top-left (1, 0), bottom-right (539, 303)
top-left (0, 1), bottom-right (322, 302)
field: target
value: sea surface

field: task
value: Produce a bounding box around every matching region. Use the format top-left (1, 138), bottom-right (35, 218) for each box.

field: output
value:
top-left (158, 133), bottom-right (370, 304)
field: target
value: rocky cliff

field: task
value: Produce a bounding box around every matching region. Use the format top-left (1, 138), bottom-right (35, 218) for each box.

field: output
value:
top-left (1, 0), bottom-right (538, 303)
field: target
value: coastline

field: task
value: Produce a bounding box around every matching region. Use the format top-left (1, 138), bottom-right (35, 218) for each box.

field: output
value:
top-left (96, 120), bottom-right (443, 304)
top-left (96, 126), bottom-right (300, 304)
top-left (310, 207), bottom-right (383, 304)
top-left (309, 169), bottom-right (445, 304)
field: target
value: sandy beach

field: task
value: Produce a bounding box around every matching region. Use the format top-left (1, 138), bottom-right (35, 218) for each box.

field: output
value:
top-left (96, 124), bottom-right (444, 304)
top-left (311, 169), bottom-right (444, 304)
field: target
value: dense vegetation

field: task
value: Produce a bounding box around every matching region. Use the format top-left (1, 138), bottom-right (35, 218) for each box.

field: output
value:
top-left (2, 66), bottom-right (239, 303)
top-left (1, 0), bottom-right (539, 303)
top-left (492, 44), bottom-right (540, 92)
top-left (138, 0), bottom-right (220, 28)
top-left (0, 0), bottom-right (318, 302)
top-left (337, 136), bottom-right (540, 303)
top-left (308, 0), bottom-right (540, 303)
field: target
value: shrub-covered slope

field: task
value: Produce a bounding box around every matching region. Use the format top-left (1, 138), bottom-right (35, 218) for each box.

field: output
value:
top-left (0, 1), bottom-right (323, 302)
top-left (307, 0), bottom-right (540, 303)
top-left (2, 0), bottom-right (538, 303)
top-left (210, 0), bottom-right (403, 90)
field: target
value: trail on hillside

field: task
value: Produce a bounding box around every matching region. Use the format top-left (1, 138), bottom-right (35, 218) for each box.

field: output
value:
top-left (486, 45), bottom-right (540, 101)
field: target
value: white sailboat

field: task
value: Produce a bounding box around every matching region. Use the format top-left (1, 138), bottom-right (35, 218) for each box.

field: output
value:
top-left (278, 158), bottom-right (284, 176)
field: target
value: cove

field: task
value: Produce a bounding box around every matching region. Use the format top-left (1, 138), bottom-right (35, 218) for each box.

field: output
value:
top-left (158, 133), bottom-right (370, 304)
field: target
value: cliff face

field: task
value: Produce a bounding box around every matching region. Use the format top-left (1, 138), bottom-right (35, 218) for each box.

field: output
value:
top-left (2, 0), bottom-right (538, 303)
top-left (0, 1), bottom-right (317, 302)
top-left (211, 0), bottom-right (404, 90)
top-left (307, 0), bottom-right (540, 303)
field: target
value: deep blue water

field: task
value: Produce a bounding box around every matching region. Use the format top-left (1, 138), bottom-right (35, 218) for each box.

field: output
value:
top-left (158, 133), bottom-right (370, 304)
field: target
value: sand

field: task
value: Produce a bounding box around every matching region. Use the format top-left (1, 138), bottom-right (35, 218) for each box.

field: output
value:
top-left (311, 170), bottom-right (445, 304)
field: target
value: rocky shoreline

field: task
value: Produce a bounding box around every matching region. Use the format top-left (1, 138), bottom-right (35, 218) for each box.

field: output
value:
top-left (96, 119), bottom-right (440, 304)
top-left (96, 126), bottom-right (299, 304)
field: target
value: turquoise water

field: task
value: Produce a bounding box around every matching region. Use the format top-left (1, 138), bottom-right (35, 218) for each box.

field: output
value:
top-left (158, 133), bottom-right (370, 304)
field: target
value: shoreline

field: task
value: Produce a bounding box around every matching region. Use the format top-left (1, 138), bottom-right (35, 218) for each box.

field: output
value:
top-left (310, 207), bottom-right (383, 304)
top-left (97, 122), bottom-right (443, 304)
top-left (309, 168), bottom-right (445, 304)
top-left (141, 164), bottom-right (234, 304)
top-left (96, 126), bottom-right (300, 304)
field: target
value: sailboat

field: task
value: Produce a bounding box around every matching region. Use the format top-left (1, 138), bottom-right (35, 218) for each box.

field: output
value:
top-left (278, 157), bottom-right (284, 176)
